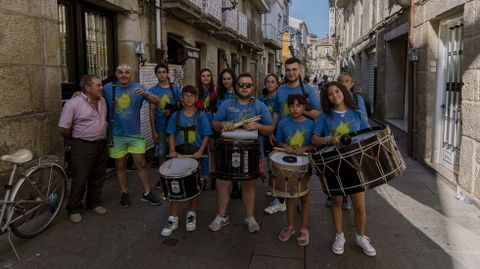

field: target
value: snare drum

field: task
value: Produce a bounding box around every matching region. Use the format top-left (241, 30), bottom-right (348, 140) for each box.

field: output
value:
top-left (269, 151), bottom-right (311, 198)
top-left (310, 125), bottom-right (406, 196)
top-left (212, 139), bottom-right (260, 181)
top-left (159, 158), bottom-right (202, 201)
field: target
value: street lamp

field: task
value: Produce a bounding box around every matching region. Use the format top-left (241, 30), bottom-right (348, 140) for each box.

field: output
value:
top-left (222, 0), bottom-right (239, 12)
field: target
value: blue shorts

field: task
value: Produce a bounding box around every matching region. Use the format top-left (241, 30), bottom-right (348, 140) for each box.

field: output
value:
top-left (154, 131), bottom-right (168, 158)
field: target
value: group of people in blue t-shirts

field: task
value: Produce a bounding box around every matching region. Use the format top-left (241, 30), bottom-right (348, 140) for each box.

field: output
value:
top-left (72, 58), bottom-right (377, 257)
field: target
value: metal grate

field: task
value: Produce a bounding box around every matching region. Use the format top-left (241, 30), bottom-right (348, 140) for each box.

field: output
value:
top-left (58, 4), bottom-right (68, 83)
top-left (441, 23), bottom-right (463, 150)
top-left (85, 11), bottom-right (109, 80)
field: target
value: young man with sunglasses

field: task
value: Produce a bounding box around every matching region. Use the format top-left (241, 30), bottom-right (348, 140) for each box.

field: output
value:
top-left (210, 72), bottom-right (274, 233)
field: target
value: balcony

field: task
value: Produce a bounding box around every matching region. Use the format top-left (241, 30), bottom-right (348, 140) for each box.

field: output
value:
top-left (201, 0), bottom-right (222, 26)
top-left (218, 6), bottom-right (238, 40)
top-left (263, 24), bottom-right (282, 50)
top-left (250, 0), bottom-right (269, 13)
top-left (162, 0), bottom-right (203, 21)
top-left (237, 11), bottom-right (248, 38)
top-left (247, 19), bottom-right (263, 51)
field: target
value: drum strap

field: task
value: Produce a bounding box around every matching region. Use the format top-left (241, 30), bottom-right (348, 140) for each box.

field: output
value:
top-left (176, 110), bottom-right (199, 147)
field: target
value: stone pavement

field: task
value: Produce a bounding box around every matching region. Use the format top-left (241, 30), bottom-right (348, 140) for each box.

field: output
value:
top-left (1, 126), bottom-right (480, 269)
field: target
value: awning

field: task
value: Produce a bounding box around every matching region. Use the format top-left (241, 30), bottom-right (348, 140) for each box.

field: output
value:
top-left (168, 35), bottom-right (200, 63)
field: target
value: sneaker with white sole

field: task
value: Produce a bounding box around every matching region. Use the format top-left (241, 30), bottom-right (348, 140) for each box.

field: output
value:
top-left (331, 233), bottom-right (346, 255)
top-left (186, 212), bottom-right (197, 232)
top-left (161, 216), bottom-right (179, 237)
top-left (264, 198), bottom-right (286, 215)
top-left (355, 234), bottom-right (376, 257)
top-left (243, 216), bottom-right (260, 233)
top-left (208, 215), bottom-right (230, 232)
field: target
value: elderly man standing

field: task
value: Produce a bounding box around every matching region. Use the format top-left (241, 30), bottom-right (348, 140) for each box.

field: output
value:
top-left (59, 74), bottom-right (108, 223)
top-left (103, 64), bottom-right (162, 208)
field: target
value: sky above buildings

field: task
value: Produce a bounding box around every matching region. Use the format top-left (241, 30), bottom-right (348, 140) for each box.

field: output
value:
top-left (290, 0), bottom-right (329, 38)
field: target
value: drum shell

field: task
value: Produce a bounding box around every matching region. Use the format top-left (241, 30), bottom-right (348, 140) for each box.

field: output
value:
top-left (212, 139), bottom-right (260, 181)
top-left (311, 126), bottom-right (406, 196)
top-left (268, 151), bottom-right (311, 198)
top-left (160, 166), bottom-right (201, 202)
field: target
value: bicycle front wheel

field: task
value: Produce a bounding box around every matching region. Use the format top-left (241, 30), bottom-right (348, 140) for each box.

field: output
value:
top-left (10, 164), bottom-right (67, 239)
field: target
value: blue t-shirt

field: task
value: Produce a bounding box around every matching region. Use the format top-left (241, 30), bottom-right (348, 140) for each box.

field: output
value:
top-left (214, 98), bottom-right (273, 126)
top-left (258, 94), bottom-right (276, 115)
top-left (274, 83), bottom-right (321, 120)
top-left (103, 81), bottom-right (146, 137)
top-left (314, 109), bottom-right (369, 137)
top-left (351, 92), bottom-right (367, 117)
top-left (276, 116), bottom-right (315, 148)
top-left (166, 110), bottom-right (213, 147)
top-left (217, 91), bottom-right (236, 109)
top-left (148, 83), bottom-right (182, 132)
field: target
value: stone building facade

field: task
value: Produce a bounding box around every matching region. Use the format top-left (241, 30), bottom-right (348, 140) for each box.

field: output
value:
top-left (333, 0), bottom-right (480, 205)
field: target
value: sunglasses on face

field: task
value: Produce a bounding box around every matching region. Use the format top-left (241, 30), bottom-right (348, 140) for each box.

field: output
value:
top-left (237, 82), bottom-right (253, 89)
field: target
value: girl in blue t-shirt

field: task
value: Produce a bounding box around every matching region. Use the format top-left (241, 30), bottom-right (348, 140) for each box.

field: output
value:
top-left (160, 85), bottom-right (212, 238)
top-left (260, 74), bottom-right (286, 214)
top-left (276, 94), bottom-right (314, 247)
top-left (312, 81), bottom-right (376, 257)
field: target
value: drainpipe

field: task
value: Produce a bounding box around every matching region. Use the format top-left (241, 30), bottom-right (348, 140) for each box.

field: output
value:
top-left (407, 0), bottom-right (417, 159)
top-left (155, 0), bottom-right (165, 63)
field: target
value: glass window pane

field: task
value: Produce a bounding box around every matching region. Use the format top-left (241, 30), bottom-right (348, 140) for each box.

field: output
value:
top-left (85, 11), bottom-right (109, 80)
top-left (58, 4), bottom-right (69, 83)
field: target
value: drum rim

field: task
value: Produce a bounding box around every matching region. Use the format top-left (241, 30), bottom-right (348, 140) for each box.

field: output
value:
top-left (159, 158), bottom-right (199, 177)
top-left (269, 150), bottom-right (309, 166)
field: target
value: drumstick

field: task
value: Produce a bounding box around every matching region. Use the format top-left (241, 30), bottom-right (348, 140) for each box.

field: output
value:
top-left (273, 147), bottom-right (309, 156)
top-left (222, 115), bottom-right (262, 131)
top-left (233, 115), bottom-right (262, 127)
top-left (178, 154), bottom-right (208, 159)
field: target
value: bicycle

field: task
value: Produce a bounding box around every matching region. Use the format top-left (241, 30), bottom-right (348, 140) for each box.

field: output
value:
top-left (0, 149), bottom-right (67, 260)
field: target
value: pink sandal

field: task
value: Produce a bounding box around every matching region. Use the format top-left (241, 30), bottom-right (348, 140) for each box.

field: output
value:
top-left (297, 229), bottom-right (309, 247)
top-left (278, 226), bottom-right (295, 242)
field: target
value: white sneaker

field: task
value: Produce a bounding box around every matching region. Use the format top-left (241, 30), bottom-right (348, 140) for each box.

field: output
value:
top-left (243, 216), bottom-right (260, 233)
top-left (208, 215), bottom-right (230, 232)
top-left (331, 233), bottom-right (346, 255)
top-left (161, 216), bottom-right (179, 237)
top-left (264, 198), bottom-right (286, 215)
top-left (355, 234), bottom-right (376, 257)
top-left (186, 211), bottom-right (197, 232)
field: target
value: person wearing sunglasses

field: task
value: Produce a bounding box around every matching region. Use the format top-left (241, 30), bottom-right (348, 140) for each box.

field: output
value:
top-left (209, 72), bottom-right (274, 233)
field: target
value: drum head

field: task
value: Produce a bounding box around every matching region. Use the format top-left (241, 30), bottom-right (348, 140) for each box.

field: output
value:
top-left (159, 158), bottom-right (198, 177)
top-left (351, 130), bottom-right (378, 143)
top-left (270, 151), bottom-right (309, 166)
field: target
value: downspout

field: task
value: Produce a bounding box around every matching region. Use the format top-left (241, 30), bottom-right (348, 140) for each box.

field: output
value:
top-left (155, 0), bottom-right (164, 63)
top-left (407, 0), bottom-right (417, 159)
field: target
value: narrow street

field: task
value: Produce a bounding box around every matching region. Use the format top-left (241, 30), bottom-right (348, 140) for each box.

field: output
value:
top-left (1, 126), bottom-right (479, 269)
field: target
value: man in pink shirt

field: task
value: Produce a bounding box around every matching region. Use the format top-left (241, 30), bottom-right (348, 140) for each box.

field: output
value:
top-left (58, 74), bottom-right (108, 224)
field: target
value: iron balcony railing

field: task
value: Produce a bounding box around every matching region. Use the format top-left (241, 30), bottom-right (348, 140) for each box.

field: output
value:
top-left (203, 0), bottom-right (222, 22)
top-left (238, 11), bottom-right (248, 38)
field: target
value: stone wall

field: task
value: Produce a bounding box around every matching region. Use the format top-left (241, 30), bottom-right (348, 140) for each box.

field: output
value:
top-left (0, 1), bottom-right (63, 174)
top-left (414, 0), bottom-right (480, 204)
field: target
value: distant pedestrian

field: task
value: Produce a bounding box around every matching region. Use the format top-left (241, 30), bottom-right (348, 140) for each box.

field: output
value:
top-left (58, 74), bottom-right (108, 223)
top-left (318, 75), bottom-right (329, 92)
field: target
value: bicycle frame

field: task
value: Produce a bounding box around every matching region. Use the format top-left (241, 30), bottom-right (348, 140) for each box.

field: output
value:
top-left (0, 162), bottom-right (19, 234)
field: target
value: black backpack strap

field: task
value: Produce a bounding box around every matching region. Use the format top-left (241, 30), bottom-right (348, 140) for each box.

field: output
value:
top-left (175, 111), bottom-right (180, 133)
top-left (169, 82), bottom-right (179, 108)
